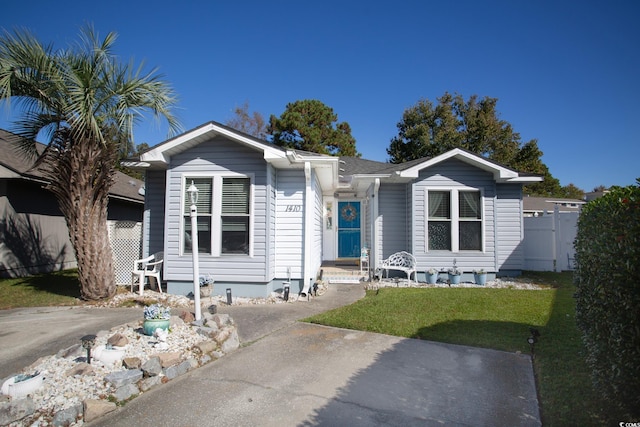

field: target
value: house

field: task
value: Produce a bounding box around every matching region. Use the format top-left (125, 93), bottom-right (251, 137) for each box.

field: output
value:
top-left (130, 121), bottom-right (542, 298)
top-left (0, 129), bottom-right (145, 279)
top-left (523, 196), bottom-right (585, 217)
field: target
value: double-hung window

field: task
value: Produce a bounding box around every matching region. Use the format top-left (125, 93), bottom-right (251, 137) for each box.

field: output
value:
top-left (426, 189), bottom-right (483, 252)
top-left (183, 176), bottom-right (251, 256)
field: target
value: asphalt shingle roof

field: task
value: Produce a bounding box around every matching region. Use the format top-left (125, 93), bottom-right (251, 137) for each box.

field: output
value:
top-left (0, 129), bottom-right (144, 203)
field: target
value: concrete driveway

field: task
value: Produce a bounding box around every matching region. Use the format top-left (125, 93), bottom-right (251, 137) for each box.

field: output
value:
top-left (87, 285), bottom-right (541, 426)
top-left (0, 306), bottom-right (142, 379)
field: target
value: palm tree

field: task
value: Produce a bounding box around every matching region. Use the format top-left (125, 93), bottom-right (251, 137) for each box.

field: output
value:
top-left (0, 26), bottom-right (181, 300)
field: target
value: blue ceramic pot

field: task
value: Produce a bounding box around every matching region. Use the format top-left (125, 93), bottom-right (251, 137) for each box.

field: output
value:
top-left (448, 273), bottom-right (461, 285)
top-left (426, 272), bottom-right (438, 284)
top-left (474, 273), bottom-right (487, 286)
top-left (143, 318), bottom-right (170, 336)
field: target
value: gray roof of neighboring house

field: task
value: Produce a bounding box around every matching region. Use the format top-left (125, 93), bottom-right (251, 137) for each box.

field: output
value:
top-left (0, 129), bottom-right (144, 203)
top-left (523, 196), bottom-right (585, 213)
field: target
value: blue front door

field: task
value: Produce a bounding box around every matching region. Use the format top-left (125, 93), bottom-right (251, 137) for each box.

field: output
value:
top-left (337, 201), bottom-right (361, 258)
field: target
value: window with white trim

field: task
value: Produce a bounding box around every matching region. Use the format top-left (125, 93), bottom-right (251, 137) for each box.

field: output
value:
top-left (183, 176), bottom-right (251, 256)
top-left (427, 189), bottom-right (483, 252)
top-left (184, 178), bottom-right (212, 254)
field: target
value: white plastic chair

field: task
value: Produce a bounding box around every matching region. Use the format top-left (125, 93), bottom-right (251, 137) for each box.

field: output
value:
top-left (131, 252), bottom-right (163, 295)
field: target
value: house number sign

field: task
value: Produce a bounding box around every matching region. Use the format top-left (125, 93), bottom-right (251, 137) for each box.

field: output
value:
top-left (285, 205), bottom-right (302, 212)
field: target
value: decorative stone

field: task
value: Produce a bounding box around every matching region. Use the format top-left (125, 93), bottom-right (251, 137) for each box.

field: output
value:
top-left (52, 403), bottom-right (82, 426)
top-left (179, 310), bottom-right (195, 323)
top-left (0, 398), bottom-right (35, 425)
top-left (107, 333), bottom-right (129, 347)
top-left (104, 370), bottom-right (143, 388)
top-left (141, 357), bottom-right (162, 377)
top-left (155, 352), bottom-right (182, 368)
top-left (214, 329), bottom-right (230, 344)
top-left (138, 375), bottom-right (162, 392)
top-left (83, 399), bottom-right (116, 423)
top-left (164, 360), bottom-right (191, 379)
top-left (123, 357), bottom-right (142, 370)
top-left (65, 363), bottom-right (93, 377)
top-left (112, 383), bottom-right (139, 402)
top-left (212, 313), bottom-right (234, 328)
top-left (57, 344), bottom-right (83, 359)
top-left (221, 329), bottom-right (240, 353)
top-left (195, 340), bottom-right (217, 354)
top-left (197, 326), bottom-right (219, 339)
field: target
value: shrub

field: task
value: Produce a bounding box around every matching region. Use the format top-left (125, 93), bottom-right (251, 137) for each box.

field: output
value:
top-left (574, 179), bottom-right (640, 418)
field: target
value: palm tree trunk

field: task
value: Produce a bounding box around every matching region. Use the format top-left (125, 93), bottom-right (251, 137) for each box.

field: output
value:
top-left (45, 134), bottom-right (117, 300)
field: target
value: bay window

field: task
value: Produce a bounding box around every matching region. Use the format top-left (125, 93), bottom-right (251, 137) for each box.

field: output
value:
top-left (426, 189), bottom-right (483, 252)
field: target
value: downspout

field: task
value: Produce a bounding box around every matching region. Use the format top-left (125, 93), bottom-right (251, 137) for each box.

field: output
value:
top-left (300, 161), bottom-right (313, 297)
top-left (372, 178), bottom-right (380, 276)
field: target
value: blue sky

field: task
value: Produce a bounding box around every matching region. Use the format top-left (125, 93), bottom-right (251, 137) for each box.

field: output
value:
top-left (2, 1), bottom-right (638, 192)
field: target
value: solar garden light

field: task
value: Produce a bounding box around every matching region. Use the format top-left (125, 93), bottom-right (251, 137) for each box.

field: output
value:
top-left (81, 334), bottom-right (96, 364)
top-left (187, 181), bottom-right (202, 321)
top-left (283, 284), bottom-right (290, 301)
top-left (226, 288), bottom-right (232, 305)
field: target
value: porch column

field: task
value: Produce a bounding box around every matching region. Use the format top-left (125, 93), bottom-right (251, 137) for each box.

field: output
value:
top-left (301, 161), bottom-right (313, 295)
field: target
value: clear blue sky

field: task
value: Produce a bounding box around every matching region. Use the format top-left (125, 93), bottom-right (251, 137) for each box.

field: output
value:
top-left (2, 1), bottom-right (638, 192)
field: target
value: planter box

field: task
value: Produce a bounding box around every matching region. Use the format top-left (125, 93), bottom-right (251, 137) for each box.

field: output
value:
top-left (2, 372), bottom-right (45, 398)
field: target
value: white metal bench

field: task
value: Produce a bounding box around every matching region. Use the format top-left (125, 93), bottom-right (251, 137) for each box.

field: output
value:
top-left (379, 251), bottom-right (417, 283)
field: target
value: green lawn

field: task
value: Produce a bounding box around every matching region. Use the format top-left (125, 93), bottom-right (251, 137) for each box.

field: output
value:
top-left (0, 269), bottom-right (83, 309)
top-left (305, 272), bottom-right (610, 426)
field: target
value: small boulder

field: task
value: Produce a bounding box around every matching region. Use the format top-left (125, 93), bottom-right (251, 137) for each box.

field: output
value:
top-left (155, 352), bottom-right (182, 368)
top-left (66, 362), bottom-right (93, 377)
top-left (141, 357), bottom-right (162, 377)
top-left (179, 310), bottom-right (195, 323)
top-left (83, 399), bottom-right (116, 423)
top-left (123, 357), bottom-right (142, 370)
top-left (107, 333), bottom-right (129, 347)
top-left (0, 398), bottom-right (35, 426)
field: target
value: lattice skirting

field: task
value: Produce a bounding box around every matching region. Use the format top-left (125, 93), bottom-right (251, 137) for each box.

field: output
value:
top-left (108, 221), bottom-right (143, 285)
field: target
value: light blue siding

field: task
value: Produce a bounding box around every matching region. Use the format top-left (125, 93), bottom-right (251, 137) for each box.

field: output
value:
top-left (378, 183), bottom-right (408, 259)
top-left (164, 137), bottom-right (270, 286)
top-left (143, 170), bottom-right (166, 258)
top-left (495, 184), bottom-right (524, 271)
top-left (410, 158), bottom-right (497, 274)
top-left (275, 169), bottom-right (304, 281)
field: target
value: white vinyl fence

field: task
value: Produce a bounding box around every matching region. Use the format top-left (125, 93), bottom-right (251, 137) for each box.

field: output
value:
top-left (523, 207), bottom-right (579, 272)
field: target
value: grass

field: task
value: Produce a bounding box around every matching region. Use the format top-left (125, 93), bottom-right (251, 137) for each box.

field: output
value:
top-left (1, 270), bottom-right (612, 424)
top-left (305, 271), bottom-right (611, 426)
top-left (0, 269), bottom-right (84, 309)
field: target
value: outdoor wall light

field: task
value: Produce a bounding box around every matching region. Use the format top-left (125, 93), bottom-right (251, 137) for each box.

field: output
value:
top-left (81, 334), bottom-right (96, 364)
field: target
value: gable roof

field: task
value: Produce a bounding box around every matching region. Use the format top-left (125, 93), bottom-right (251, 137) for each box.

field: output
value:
top-left (339, 148), bottom-right (542, 184)
top-left (136, 121), bottom-right (291, 169)
top-left (0, 129), bottom-right (144, 204)
top-left (395, 148), bottom-right (542, 183)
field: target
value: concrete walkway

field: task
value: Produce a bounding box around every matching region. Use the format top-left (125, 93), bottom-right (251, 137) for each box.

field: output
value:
top-left (88, 284), bottom-right (541, 426)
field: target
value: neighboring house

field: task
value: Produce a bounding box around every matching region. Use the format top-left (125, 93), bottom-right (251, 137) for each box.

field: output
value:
top-left (0, 129), bottom-right (145, 279)
top-left (131, 121), bottom-right (542, 298)
top-left (522, 196), bottom-right (585, 217)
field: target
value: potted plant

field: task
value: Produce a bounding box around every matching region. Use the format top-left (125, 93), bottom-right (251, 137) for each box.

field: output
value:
top-left (93, 343), bottom-right (126, 365)
top-left (474, 269), bottom-right (487, 286)
top-left (448, 259), bottom-right (462, 285)
top-left (199, 274), bottom-right (214, 297)
top-left (142, 303), bottom-right (171, 336)
top-left (1, 371), bottom-right (45, 398)
top-left (426, 268), bottom-right (439, 284)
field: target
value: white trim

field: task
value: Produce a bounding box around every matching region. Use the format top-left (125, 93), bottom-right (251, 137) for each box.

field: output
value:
top-left (398, 148), bottom-right (542, 183)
